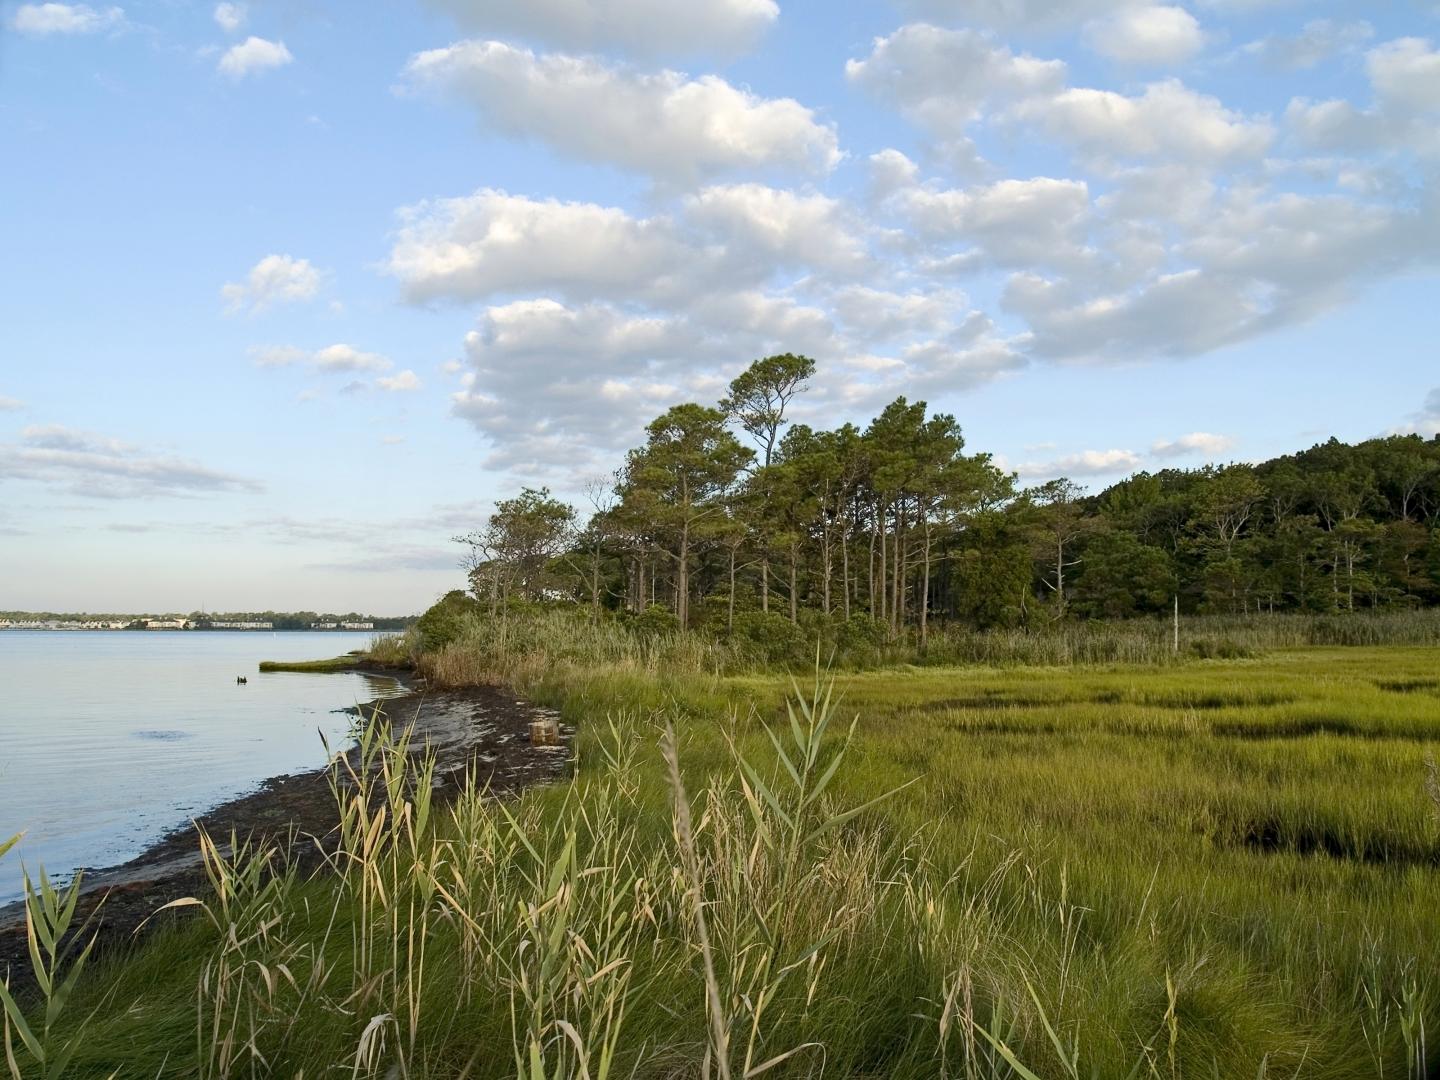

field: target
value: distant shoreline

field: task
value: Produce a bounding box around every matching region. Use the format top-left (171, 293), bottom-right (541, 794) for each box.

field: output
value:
top-left (0, 627), bottom-right (390, 632)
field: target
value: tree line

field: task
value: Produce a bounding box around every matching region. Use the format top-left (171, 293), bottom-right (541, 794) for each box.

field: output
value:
top-left (454, 355), bottom-right (1440, 640)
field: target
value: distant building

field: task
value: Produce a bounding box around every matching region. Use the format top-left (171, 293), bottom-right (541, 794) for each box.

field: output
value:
top-left (145, 618), bottom-right (190, 630)
top-left (210, 621), bottom-right (274, 630)
top-left (340, 621), bottom-right (374, 630)
top-left (1, 619), bottom-right (128, 630)
top-left (312, 622), bottom-right (338, 630)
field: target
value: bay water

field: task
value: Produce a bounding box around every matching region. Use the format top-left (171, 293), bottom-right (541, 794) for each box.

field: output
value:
top-left (0, 630), bottom-right (405, 904)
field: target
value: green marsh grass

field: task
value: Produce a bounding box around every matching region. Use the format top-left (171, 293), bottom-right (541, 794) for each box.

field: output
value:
top-left (417, 607), bottom-right (1440, 686)
top-left (256, 655), bottom-right (363, 674)
top-left (7, 626), bottom-right (1440, 1076)
top-left (0, 852), bottom-right (104, 1080)
top-left (364, 632), bottom-right (416, 668)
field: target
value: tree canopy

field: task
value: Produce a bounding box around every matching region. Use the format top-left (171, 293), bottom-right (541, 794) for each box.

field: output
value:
top-left (455, 356), bottom-right (1440, 637)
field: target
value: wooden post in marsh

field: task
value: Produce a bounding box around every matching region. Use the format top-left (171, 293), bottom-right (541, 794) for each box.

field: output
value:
top-left (530, 718), bottom-right (560, 746)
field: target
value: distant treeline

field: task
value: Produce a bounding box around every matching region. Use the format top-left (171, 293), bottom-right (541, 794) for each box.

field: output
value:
top-left (1, 610), bottom-right (417, 630)
top-left (454, 354), bottom-right (1440, 640)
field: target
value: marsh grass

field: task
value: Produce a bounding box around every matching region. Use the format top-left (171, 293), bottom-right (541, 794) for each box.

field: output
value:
top-left (412, 608), bottom-right (1440, 688)
top-left (0, 852), bottom-right (103, 1080)
top-left (256, 656), bottom-right (362, 674)
top-left (8, 634), bottom-right (1440, 1076)
top-left (365, 632), bottom-right (417, 668)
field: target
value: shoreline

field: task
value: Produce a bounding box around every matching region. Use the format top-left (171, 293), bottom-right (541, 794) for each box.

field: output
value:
top-left (0, 671), bottom-right (571, 982)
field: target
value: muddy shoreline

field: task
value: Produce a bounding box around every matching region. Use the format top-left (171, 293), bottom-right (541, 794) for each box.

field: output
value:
top-left (0, 673), bottom-right (571, 984)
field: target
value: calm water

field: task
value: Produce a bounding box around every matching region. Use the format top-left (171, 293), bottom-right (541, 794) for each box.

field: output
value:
top-left (0, 631), bottom-right (405, 903)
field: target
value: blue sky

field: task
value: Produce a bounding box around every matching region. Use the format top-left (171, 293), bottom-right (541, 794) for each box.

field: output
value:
top-left (2, 0), bottom-right (1438, 614)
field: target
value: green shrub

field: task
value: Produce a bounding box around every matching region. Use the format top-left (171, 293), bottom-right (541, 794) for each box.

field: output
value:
top-left (413, 590), bottom-right (481, 653)
top-left (1190, 637), bottom-right (1256, 659)
top-left (730, 609), bottom-right (809, 666)
top-left (628, 603), bottom-right (681, 637)
top-left (835, 613), bottom-right (891, 653)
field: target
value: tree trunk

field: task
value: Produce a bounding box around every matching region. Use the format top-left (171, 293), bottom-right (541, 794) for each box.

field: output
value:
top-left (841, 520), bottom-right (851, 621)
top-left (760, 555), bottom-right (769, 613)
top-left (1345, 544), bottom-right (1356, 611)
top-left (1055, 536), bottom-right (1066, 616)
top-left (876, 506), bottom-right (887, 624)
top-left (677, 522), bottom-right (690, 629)
top-left (920, 510), bottom-right (932, 649)
top-left (590, 541), bottom-right (602, 623)
top-left (727, 546), bottom-right (737, 633)
top-left (821, 516), bottom-right (832, 616)
top-left (891, 501), bottom-right (905, 633)
top-left (788, 542), bottom-right (798, 624)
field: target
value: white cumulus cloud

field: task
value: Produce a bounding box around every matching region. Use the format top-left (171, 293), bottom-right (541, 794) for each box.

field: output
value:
top-left (312, 345), bottom-right (392, 373)
top-left (1287, 37), bottom-right (1440, 159)
top-left (899, 0), bottom-right (1144, 32)
top-left (682, 184), bottom-right (865, 272)
top-left (218, 36), bottom-right (293, 78)
top-left (449, 290), bottom-right (838, 470)
top-left (1151, 432), bottom-right (1236, 458)
top-left (420, 0), bottom-right (777, 57)
top-left (1005, 268), bottom-right (1264, 360)
top-left (1245, 19), bottom-right (1372, 71)
top-left (1013, 447), bottom-right (1143, 479)
top-left (387, 182), bottom-right (877, 314)
top-left (221, 255), bottom-right (321, 312)
top-left (884, 175), bottom-right (1094, 273)
top-left (381, 15), bottom-right (1440, 477)
top-left (1367, 37), bottom-right (1440, 115)
top-left (11, 3), bottom-right (123, 34)
top-left (405, 42), bottom-right (839, 184)
top-left (850, 26), bottom-right (1268, 170)
top-left (213, 2), bottom-right (246, 32)
top-left (846, 24), bottom-right (1066, 138)
top-left (1012, 79), bottom-right (1274, 165)
top-left (1084, 5), bottom-right (1205, 66)
top-left (251, 344), bottom-right (393, 373)
top-left (388, 190), bottom-right (697, 306)
top-left (376, 369), bottom-right (423, 392)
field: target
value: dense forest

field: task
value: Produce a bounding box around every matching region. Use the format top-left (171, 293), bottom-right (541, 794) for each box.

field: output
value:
top-left (455, 354), bottom-right (1440, 642)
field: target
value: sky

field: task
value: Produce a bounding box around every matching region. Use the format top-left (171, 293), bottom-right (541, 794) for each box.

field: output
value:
top-left (2, 0), bottom-right (1439, 615)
